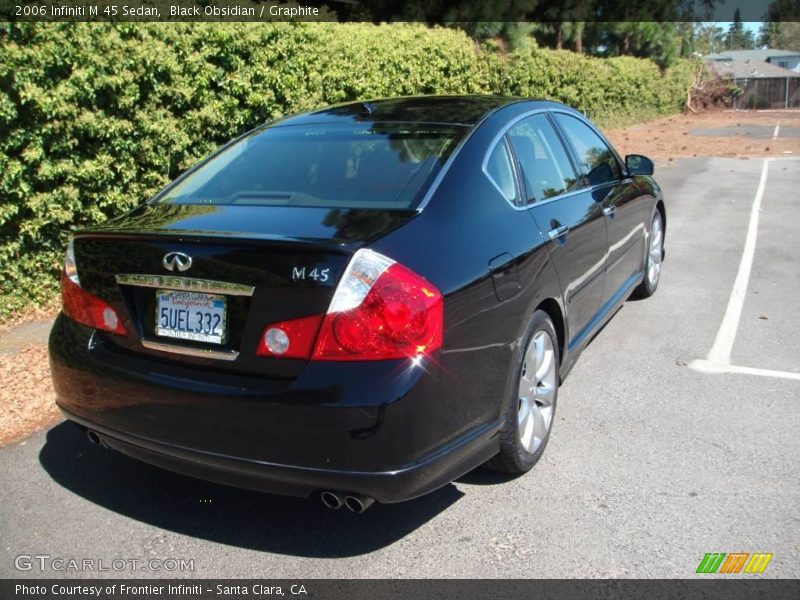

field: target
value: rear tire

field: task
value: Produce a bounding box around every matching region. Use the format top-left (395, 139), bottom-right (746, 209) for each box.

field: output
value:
top-left (633, 209), bottom-right (664, 299)
top-left (487, 310), bottom-right (559, 474)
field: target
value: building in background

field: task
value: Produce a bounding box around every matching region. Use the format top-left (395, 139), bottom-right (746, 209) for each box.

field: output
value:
top-left (706, 49), bottom-right (800, 109)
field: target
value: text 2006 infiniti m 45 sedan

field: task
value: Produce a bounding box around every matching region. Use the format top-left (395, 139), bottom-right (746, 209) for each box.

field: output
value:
top-left (50, 96), bottom-right (665, 512)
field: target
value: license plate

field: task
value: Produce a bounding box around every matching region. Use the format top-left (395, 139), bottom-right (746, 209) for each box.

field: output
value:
top-left (155, 290), bottom-right (227, 344)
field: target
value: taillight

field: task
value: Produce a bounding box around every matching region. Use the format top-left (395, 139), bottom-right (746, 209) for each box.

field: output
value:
top-left (257, 249), bottom-right (443, 361)
top-left (60, 240), bottom-right (126, 336)
top-left (316, 249), bottom-right (443, 360)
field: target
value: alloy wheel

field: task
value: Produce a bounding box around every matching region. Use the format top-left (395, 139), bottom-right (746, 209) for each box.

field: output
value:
top-left (517, 330), bottom-right (557, 454)
top-left (647, 212), bottom-right (663, 288)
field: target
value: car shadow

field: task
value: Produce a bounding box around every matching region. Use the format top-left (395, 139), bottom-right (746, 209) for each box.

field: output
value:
top-left (39, 422), bottom-right (464, 558)
top-left (456, 466), bottom-right (520, 486)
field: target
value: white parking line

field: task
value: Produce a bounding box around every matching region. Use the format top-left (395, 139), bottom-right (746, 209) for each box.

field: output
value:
top-left (692, 359), bottom-right (800, 380)
top-left (773, 124), bottom-right (780, 139)
top-left (689, 158), bottom-right (800, 381)
top-left (705, 158), bottom-right (769, 366)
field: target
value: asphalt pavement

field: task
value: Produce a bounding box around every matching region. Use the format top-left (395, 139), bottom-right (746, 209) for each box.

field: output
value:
top-left (0, 157), bottom-right (797, 578)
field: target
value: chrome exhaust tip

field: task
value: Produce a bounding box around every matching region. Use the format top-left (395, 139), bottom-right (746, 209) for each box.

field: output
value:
top-left (344, 494), bottom-right (375, 514)
top-left (320, 491), bottom-right (344, 510)
top-left (86, 430), bottom-right (102, 446)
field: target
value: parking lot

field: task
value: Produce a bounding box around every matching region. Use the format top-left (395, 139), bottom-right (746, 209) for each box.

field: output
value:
top-left (0, 154), bottom-right (797, 579)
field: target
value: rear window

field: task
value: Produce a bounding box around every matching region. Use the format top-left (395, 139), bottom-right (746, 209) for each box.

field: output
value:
top-left (158, 123), bottom-right (467, 210)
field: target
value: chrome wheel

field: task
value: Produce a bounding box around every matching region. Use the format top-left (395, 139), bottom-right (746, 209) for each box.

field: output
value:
top-left (517, 330), bottom-right (557, 454)
top-left (647, 212), bottom-right (663, 288)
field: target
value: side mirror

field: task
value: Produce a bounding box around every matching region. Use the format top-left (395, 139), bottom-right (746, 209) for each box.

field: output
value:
top-left (625, 154), bottom-right (654, 176)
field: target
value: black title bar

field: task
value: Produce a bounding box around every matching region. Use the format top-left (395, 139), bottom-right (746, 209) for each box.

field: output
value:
top-left (2, 579), bottom-right (800, 600)
top-left (0, 0), bottom-right (785, 23)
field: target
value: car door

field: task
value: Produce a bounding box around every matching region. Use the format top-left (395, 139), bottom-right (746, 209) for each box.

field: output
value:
top-left (506, 113), bottom-right (607, 348)
top-left (551, 112), bottom-right (646, 307)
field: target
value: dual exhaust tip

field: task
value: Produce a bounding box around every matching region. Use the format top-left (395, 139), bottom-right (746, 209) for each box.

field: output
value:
top-left (320, 491), bottom-right (375, 513)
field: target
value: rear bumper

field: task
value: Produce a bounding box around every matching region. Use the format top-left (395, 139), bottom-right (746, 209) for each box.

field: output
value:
top-left (49, 314), bottom-right (502, 503)
top-left (59, 406), bottom-right (499, 503)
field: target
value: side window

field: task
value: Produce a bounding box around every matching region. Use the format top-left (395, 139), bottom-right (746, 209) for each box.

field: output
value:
top-left (507, 114), bottom-right (578, 204)
top-left (553, 114), bottom-right (621, 186)
top-left (485, 139), bottom-right (518, 203)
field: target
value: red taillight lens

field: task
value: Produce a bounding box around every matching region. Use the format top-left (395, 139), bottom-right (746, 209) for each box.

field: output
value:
top-left (312, 262), bottom-right (443, 361)
top-left (256, 315), bottom-right (323, 359)
top-left (256, 250), bottom-right (443, 361)
top-left (61, 272), bottom-right (126, 336)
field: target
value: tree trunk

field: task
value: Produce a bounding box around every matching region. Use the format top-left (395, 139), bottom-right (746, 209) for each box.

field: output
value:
top-left (556, 23), bottom-right (563, 50)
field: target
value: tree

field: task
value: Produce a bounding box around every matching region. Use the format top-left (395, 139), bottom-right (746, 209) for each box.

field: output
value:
top-left (588, 22), bottom-right (682, 68)
top-left (765, 0), bottom-right (800, 21)
top-left (336, 0), bottom-right (729, 60)
top-left (725, 8), bottom-right (756, 50)
top-left (762, 22), bottom-right (800, 51)
top-left (694, 23), bottom-right (727, 55)
top-left (761, 0), bottom-right (800, 51)
top-left (531, 0), bottom-right (591, 52)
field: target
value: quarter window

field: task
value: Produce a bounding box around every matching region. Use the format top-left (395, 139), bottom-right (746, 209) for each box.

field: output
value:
top-left (553, 113), bottom-right (621, 186)
top-left (485, 139), bottom-right (518, 203)
top-left (507, 114), bottom-right (578, 204)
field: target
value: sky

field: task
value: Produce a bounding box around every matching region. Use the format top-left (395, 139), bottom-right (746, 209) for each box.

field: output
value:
top-left (714, 22), bottom-right (763, 35)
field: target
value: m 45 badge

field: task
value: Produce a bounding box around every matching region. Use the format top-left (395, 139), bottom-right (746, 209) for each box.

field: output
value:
top-left (292, 266), bottom-right (330, 282)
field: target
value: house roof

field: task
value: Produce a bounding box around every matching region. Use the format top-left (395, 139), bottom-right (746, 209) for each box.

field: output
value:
top-left (707, 57), bottom-right (800, 79)
top-left (706, 49), bottom-right (800, 62)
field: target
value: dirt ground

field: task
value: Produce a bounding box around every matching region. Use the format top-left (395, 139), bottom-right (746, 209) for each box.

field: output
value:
top-left (606, 109), bottom-right (800, 161)
top-left (0, 345), bottom-right (61, 446)
top-left (1, 109), bottom-right (799, 447)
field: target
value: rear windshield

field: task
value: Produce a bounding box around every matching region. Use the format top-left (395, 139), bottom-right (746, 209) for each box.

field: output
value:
top-left (158, 123), bottom-right (467, 209)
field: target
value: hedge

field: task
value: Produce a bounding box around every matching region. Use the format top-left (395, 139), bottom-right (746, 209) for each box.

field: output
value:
top-left (0, 22), bottom-right (694, 318)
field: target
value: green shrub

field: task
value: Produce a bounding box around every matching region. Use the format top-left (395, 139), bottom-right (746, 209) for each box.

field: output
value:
top-left (0, 22), bottom-right (693, 318)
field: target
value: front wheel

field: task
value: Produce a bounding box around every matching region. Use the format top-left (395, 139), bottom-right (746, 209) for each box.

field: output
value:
top-left (633, 209), bottom-right (664, 298)
top-left (487, 310), bottom-right (559, 474)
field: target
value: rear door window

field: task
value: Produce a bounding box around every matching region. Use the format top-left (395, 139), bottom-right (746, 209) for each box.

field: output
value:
top-left (507, 114), bottom-right (578, 204)
top-left (552, 114), bottom-right (622, 187)
top-left (159, 123), bottom-right (467, 210)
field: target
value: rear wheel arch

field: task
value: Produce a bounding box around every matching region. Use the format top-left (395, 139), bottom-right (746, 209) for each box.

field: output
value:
top-left (534, 297), bottom-right (565, 368)
top-left (655, 199), bottom-right (666, 239)
top-left (486, 308), bottom-right (560, 473)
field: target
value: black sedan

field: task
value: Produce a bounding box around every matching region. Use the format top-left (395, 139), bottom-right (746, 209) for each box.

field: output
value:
top-left (49, 96), bottom-right (665, 512)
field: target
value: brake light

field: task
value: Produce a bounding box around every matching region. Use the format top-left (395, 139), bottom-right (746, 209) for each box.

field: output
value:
top-left (312, 250), bottom-right (443, 361)
top-left (257, 250), bottom-right (443, 361)
top-left (60, 240), bottom-right (125, 335)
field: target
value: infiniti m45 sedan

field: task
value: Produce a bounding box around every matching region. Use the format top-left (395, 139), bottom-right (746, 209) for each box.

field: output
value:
top-left (50, 96), bottom-right (665, 512)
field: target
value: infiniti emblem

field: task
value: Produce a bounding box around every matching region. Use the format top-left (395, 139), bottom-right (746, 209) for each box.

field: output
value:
top-left (162, 251), bottom-right (192, 273)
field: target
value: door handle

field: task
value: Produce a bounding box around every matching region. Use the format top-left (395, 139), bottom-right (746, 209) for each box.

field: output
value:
top-left (602, 205), bottom-right (616, 217)
top-left (548, 225), bottom-right (569, 240)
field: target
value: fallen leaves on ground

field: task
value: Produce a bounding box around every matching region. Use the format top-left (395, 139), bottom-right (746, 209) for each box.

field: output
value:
top-left (0, 302), bottom-right (58, 335)
top-left (0, 345), bottom-right (62, 447)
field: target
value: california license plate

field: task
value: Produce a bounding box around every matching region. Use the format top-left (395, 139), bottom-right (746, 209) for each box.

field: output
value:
top-left (155, 290), bottom-right (227, 344)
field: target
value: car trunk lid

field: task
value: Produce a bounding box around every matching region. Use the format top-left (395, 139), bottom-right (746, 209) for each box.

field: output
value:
top-left (72, 203), bottom-right (416, 378)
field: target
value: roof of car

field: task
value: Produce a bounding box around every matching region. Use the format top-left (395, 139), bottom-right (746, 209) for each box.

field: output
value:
top-left (274, 95), bottom-right (536, 127)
